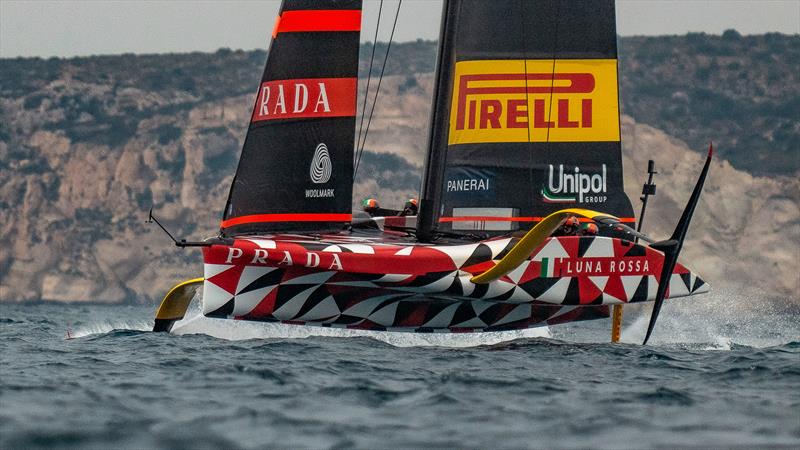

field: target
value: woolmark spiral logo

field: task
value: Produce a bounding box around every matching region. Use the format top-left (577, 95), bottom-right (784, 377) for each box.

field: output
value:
top-left (310, 143), bottom-right (332, 184)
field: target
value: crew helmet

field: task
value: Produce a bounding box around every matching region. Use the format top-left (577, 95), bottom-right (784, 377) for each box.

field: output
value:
top-left (582, 222), bottom-right (599, 236)
top-left (362, 198), bottom-right (379, 210)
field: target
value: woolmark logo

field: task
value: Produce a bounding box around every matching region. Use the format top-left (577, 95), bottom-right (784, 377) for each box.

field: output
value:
top-left (542, 164), bottom-right (608, 204)
top-left (310, 143), bottom-right (332, 184)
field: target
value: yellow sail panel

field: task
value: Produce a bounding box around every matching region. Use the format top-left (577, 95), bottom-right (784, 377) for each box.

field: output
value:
top-left (448, 59), bottom-right (620, 145)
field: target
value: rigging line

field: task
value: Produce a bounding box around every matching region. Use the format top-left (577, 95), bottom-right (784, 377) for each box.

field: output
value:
top-left (521, 1), bottom-right (534, 210)
top-left (544, 0), bottom-right (561, 146)
top-left (354, 0), bottom-right (402, 179)
top-left (355, 0), bottom-right (384, 168)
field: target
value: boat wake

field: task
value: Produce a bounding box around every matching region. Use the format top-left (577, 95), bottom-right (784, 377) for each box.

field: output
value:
top-left (65, 319), bottom-right (151, 340)
top-left (164, 284), bottom-right (796, 349)
top-left (169, 305), bottom-right (551, 347)
top-left (619, 286), bottom-right (798, 349)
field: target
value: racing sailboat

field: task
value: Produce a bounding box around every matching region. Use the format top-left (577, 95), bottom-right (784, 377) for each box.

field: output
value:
top-left (152, 0), bottom-right (711, 344)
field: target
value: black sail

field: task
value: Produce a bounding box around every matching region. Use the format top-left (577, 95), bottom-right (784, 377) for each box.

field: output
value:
top-left (418, 0), bottom-right (634, 239)
top-left (221, 0), bottom-right (362, 236)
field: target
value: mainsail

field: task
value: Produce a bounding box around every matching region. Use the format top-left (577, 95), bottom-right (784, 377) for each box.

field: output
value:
top-left (221, 0), bottom-right (363, 236)
top-left (418, 0), bottom-right (634, 239)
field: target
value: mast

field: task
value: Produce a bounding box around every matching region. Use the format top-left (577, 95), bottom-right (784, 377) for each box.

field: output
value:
top-left (417, 0), bottom-right (455, 242)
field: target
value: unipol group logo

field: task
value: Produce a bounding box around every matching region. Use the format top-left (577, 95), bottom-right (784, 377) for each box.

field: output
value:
top-left (448, 59), bottom-right (620, 145)
top-left (310, 143), bottom-right (332, 184)
top-left (252, 77), bottom-right (357, 122)
top-left (306, 143), bottom-right (334, 198)
top-left (541, 164), bottom-right (608, 204)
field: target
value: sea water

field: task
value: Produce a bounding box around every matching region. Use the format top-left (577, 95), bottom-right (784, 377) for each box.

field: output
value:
top-left (1, 290), bottom-right (798, 449)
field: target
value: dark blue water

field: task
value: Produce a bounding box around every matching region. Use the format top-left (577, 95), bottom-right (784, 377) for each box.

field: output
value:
top-left (2, 292), bottom-right (799, 449)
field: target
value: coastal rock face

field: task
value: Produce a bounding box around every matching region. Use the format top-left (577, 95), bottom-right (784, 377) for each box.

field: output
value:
top-left (620, 116), bottom-right (800, 298)
top-left (0, 44), bottom-right (797, 304)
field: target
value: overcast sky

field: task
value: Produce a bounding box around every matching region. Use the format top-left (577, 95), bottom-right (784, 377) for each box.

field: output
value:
top-left (1, 0), bottom-right (798, 58)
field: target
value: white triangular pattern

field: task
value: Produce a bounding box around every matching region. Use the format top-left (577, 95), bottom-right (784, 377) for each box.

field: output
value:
top-left (338, 244), bottom-right (375, 254)
top-left (602, 292), bottom-right (625, 304)
top-left (422, 303), bottom-right (462, 328)
top-left (507, 264), bottom-right (528, 284)
top-left (485, 280), bottom-right (516, 299)
top-left (582, 237), bottom-right (615, 258)
top-left (471, 301), bottom-right (494, 315)
top-left (375, 274), bottom-right (414, 283)
top-left (492, 304), bottom-right (532, 326)
top-left (341, 295), bottom-right (402, 318)
top-left (203, 263), bottom-right (234, 279)
top-left (621, 275), bottom-right (643, 301)
top-left (296, 296), bottom-right (340, 321)
top-left (322, 245), bottom-right (342, 253)
top-left (282, 271), bottom-right (335, 285)
top-left (484, 238), bottom-right (513, 259)
top-left (532, 239), bottom-right (569, 261)
top-left (202, 280), bottom-right (234, 315)
top-left (232, 285), bottom-right (276, 316)
top-left (647, 275), bottom-right (658, 300)
top-left (694, 278), bottom-right (711, 294)
top-left (244, 239), bottom-right (276, 249)
top-left (235, 266), bottom-right (275, 294)
top-left (368, 301), bottom-right (400, 326)
top-left (510, 286), bottom-right (534, 302)
top-left (589, 276), bottom-right (609, 291)
top-left (394, 246), bottom-right (414, 256)
top-left (432, 244), bottom-right (479, 268)
top-left (537, 277), bottom-right (572, 303)
top-left (668, 274), bottom-right (690, 298)
top-left (458, 273), bottom-right (475, 296)
top-left (272, 285), bottom-right (318, 320)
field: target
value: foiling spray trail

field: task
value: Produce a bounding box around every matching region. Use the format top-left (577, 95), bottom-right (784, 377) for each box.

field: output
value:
top-left (1, 288), bottom-right (798, 449)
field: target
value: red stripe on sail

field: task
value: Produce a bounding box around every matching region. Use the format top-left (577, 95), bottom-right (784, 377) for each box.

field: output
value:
top-left (251, 77), bottom-right (357, 122)
top-left (221, 213), bottom-right (352, 228)
top-left (276, 10), bottom-right (361, 34)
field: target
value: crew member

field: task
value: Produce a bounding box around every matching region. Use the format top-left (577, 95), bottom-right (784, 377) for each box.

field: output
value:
top-left (362, 198), bottom-right (380, 215)
top-left (401, 198), bottom-right (418, 216)
top-left (581, 222), bottom-right (599, 236)
top-left (554, 216), bottom-right (580, 236)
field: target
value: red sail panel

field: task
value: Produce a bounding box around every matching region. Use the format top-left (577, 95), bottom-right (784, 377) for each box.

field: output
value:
top-left (275, 10), bottom-right (362, 34)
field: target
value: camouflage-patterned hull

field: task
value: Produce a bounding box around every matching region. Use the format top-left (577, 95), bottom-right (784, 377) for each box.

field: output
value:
top-left (200, 231), bottom-right (708, 333)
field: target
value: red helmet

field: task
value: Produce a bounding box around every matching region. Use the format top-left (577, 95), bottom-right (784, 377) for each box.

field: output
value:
top-left (564, 216), bottom-right (579, 229)
top-left (582, 222), bottom-right (599, 235)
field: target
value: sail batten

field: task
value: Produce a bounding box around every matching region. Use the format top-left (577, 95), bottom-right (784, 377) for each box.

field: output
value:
top-left (221, 0), bottom-right (362, 236)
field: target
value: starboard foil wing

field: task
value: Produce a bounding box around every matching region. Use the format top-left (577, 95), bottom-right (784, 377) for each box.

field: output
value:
top-left (418, 0), bottom-right (634, 240)
top-left (221, 0), bottom-right (363, 236)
